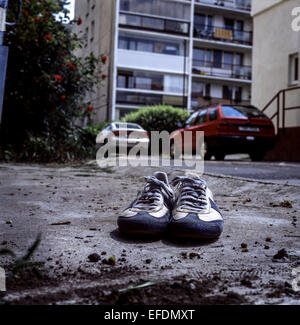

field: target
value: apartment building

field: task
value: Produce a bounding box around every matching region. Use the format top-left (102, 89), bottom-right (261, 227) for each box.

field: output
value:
top-left (74, 0), bottom-right (253, 121)
top-left (252, 0), bottom-right (300, 161)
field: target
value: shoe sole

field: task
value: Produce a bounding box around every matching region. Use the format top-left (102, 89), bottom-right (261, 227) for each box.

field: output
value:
top-left (118, 217), bottom-right (168, 236)
top-left (169, 219), bottom-right (224, 240)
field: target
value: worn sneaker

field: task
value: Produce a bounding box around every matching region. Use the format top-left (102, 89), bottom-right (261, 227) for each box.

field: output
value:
top-left (117, 172), bottom-right (174, 235)
top-left (169, 175), bottom-right (224, 239)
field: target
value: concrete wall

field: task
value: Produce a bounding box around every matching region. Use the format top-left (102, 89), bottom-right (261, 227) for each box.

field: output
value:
top-left (251, 0), bottom-right (282, 16)
top-left (74, 0), bottom-right (116, 122)
top-left (252, 0), bottom-right (300, 128)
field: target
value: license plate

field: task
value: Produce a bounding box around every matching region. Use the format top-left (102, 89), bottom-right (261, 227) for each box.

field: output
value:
top-left (239, 126), bottom-right (259, 132)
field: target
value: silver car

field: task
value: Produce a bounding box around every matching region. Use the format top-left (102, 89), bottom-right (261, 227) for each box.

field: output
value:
top-left (96, 122), bottom-right (149, 151)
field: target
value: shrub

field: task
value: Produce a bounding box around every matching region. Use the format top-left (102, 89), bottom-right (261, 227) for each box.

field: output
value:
top-left (6, 122), bottom-right (111, 163)
top-left (0, 0), bottom-right (106, 163)
top-left (121, 105), bottom-right (190, 133)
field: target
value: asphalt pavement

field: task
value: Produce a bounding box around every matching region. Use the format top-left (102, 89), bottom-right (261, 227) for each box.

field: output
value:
top-left (204, 155), bottom-right (300, 186)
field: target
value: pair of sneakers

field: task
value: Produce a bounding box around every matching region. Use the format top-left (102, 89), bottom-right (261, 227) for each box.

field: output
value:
top-left (117, 172), bottom-right (224, 239)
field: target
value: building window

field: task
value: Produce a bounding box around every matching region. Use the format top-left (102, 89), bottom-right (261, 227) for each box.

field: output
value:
top-left (223, 86), bottom-right (242, 102)
top-left (119, 0), bottom-right (190, 21)
top-left (194, 14), bottom-right (213, 37)
top-left (193, 49), bottom-right (243, 68)
top-left (234, 87), bottom-right (242, 102)
top-left (90, 20), bottom-right (95, 42)
top-left (213, 50), bottom-right (222, 68)
top-left (164, 75), bottom-right (185, 94)
top-left (117, 91), bottom-right (162, 105)
top-left (118, 33), bottom-right (183, 56)
top-left (223, 85), bottom-right (233, 100)
top-left (236, 20), bottom-right (244, 32)
top-left (117, 70), bottom-right (185, 94)
top-left (119, 13), bottom-right (189, 35)
top-left (192, 82), bottom-right (205, 98)
top-left (136, 40), bottom-right (153, 52)
top-left (224, 18), bottom-right (234, 31)
top-left (84, 27), bottom-right (89, 47)
top-left (289, 53), bottom-right (299, 85)
top-left (191, 82), bottom-right (211, 108)
top-left (235, 53), bottom-right (243, 66)
top-left (223, 52), bottom-right (234, 69)
top-left (193, 48), bottom-right (205, 65)
top-left (86, 0), bottom-right (90, 17)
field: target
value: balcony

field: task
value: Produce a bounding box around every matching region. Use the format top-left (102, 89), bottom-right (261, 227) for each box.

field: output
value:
top-left (195, 0), bottom-right (251, 12)
top-left (194, 24), bottom-right (252, 46)
top-left (118, 72), bottom-right (187, 95)
top-left (117, 91), bottom-right (162, 106)
top-left (116, 91), bottom-right (187, 108)
top-left (192, 59), bottom-right (252, 81)
top-left (117, 49), bottom-right (187, 75)
top-left (191, 97), bottom-right (250, 109)
top-left (119, 12), bottom-right (190, 36)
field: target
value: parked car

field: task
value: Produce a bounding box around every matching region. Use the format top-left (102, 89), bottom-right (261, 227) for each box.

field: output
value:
top-left (96, 122), bottom-right (149, 152)
top-left (170, 104), bottom-right (276, 161)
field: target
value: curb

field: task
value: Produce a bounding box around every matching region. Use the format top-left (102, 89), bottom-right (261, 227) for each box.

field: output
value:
top-left (203, 171), bottom-right (300, 187)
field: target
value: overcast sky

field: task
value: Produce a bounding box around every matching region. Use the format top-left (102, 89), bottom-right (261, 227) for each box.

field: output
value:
top-left (57, 0), bottom-right (75, 22)
top-left (65, 0), bottom-right (75, 20)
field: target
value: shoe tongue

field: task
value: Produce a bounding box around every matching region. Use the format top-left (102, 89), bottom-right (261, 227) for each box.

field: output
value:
top-left (153, 171), bottom-right (169, 185)
top-left (185, 173), bottom-right (207, 185)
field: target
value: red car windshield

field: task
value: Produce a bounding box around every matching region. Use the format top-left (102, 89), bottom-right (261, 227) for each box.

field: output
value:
top-left (222, 106), bottom-right (267, 118)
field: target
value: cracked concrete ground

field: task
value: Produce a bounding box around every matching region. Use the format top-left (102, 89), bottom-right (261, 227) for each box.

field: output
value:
top-left (0, 162), bottom-right (299, 305)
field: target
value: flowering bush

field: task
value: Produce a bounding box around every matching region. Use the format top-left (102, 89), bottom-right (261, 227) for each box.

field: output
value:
top-left (0, 0), bottom-right (106, 162)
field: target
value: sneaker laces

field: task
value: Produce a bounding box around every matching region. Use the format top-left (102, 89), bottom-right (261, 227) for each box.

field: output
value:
top-left (171, 176), bottom-right (208, 212)
top-left (134, 176), bottom-right (174, 211)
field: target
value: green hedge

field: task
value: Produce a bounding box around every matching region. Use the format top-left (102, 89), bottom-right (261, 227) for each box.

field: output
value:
top-left (121, 105), bottom-right (190, 133)
top-left (0, 122), bottom-right (110, 163)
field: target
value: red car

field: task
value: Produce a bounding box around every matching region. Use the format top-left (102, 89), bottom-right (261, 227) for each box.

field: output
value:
top-left (171, 104), bottom-right (276, 161)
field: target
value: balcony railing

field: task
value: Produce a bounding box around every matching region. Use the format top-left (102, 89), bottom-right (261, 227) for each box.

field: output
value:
top-left (195, 0), bottom-right (251, 12)
top-left (194, 24), bottom-right (252, 45)
top-left (116, 91), bottom-right (187, 107)
top-left (191, 96), bottom-right (250, 109)
top-left (192, 59), bottom-right (252, 80)
top-left (117, 91), bottom-right (162, 105)
top-left (119, 12), bottom-right (190, 36)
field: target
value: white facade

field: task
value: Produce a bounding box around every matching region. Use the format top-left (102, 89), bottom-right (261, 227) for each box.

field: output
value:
top-left (113, 0), bottom-right (253, 120)
top-left (252, 0), bottom-right (300, 129)
top-left (75, 0), bottom-right (253, 121)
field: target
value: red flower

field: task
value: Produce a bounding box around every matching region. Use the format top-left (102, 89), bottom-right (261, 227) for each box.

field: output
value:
top-left (44, 33), bottom-right (52, 41)
top-left (67, 61), bottom-right (76, 71)
top-left (61, 95), bottom-right (66, 101)
top-left (77, 18), bottom-right (82, 25)
top-left (102, 74), bottom-right (107, 80)
top-left (88, 106), bottom-right (94, 112)
top-left (55, 74), bottom-right (62, 83)
top-left (101, 56), bottom-right (107, 64)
